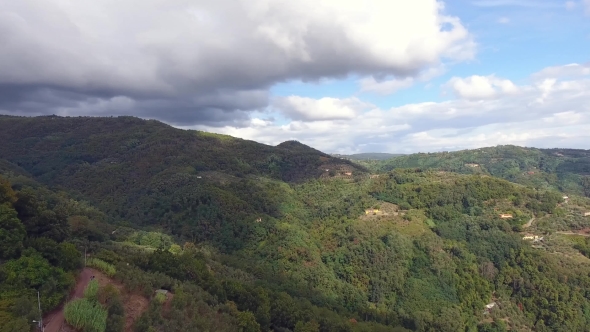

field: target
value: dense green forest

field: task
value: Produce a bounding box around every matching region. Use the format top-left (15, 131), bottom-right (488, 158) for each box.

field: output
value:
top-left (363, 146), bottom-right (590, 197)
top-left (2, 116), bottom-right (590, 332)
top-left (331, 153), bottom-right (405, 161)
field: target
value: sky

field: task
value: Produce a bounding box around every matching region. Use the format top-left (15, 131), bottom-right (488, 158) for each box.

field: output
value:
top-left (0, 0), bottom-right (589, 154)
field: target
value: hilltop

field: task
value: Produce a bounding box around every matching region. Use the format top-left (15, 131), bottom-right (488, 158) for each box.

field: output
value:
top-left (0, 115), bottom-right (365, 184)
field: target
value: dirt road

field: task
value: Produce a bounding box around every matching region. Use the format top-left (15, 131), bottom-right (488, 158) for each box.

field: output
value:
top-left (556, 231), bottom-right (590, 237)
top-left (523, 216), bottom-right (535, 228)
top-left (43, 268), bottom-right (95, 332)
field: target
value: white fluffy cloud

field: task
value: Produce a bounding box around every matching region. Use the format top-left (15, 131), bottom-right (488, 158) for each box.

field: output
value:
top-left (273, 96), bottom-right (372, 121)
top-left (0, 0), bottom-right (474, 125)
top-left (192, 63), bottom-right (590, 153)
top-left (446, 75), bottom-right (520, 99)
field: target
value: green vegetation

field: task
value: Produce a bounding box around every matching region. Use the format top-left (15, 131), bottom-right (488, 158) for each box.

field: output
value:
top-left (64, 275), bottom-right (126, 332)
top-left (367, 145), bottom-right (590, 197)
top-left (127, 230), bottom-right (174, 249)
top-left (0, 173), bottom-right (80, 330)
top-left (84, 280), bottom-right (100, 302)
top-left (154, 292), bottom-right (166, 304)
top-left (87, 258), bottom-right (116, 277)
top-left (64, 298), bottom-right (107, 332)
top-left (3, 116), bottom-right (590, 331)
top-left (64, 280), bottom-right (108, 332)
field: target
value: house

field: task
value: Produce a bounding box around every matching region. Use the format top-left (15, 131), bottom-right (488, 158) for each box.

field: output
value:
top-left (365, 209), bottom-right (380, 215)
top-left (483, 302), bottom-right (496, 315)
top-left (499, 214), bottom-right (513, 219)
top-left (197, 176), bottom-right (202, 179)
top-left (344, 172), bottom-right (353, 176)
top-left (522, 234), bottom-right (543, 242)
top-left (255, 218), bottom-right (262, 223)
top-left (325, 169), bottom-right (330, 172)
top-left (563, 196), bottom-right (569, 200)
top-left (465, 163), bottom-right (480, 167)
top-left (584, 212), bottom-right (590, 217)
top-left (156, 289), bottom-right (168, 295)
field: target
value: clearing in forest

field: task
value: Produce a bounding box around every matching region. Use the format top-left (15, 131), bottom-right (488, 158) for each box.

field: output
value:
top-left (43, 267), bottom-right (149, 332)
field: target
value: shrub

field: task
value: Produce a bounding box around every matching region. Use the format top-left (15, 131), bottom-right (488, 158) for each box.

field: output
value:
top-left (64, 298), bottom-right (107, 332)
top-left (98, 284), bottom-right (120, 306)
top-left (87, 258), bottom-right (116, 277)
top-left (154, 292), bottom-right (166, 304)
top-left (84, 280), bottom-right (99, 302)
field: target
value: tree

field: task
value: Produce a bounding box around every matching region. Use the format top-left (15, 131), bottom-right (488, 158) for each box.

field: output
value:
top-left (294, 320), bottom-right (320, 332)
top-left (169, 244), bottom-right (182, 255)
top-left (0, 177), bottom-right (16, 205)
top-left (0, 204), bottom-right (25, 259)
top-left (27, 210), bottom-right (70, 242)
top-left (237, 311), bottom-right (261, 332)
top-left (582, 176), bottom-right (590, 198)
top-left (479, 261), bottom-right (498, 281)
top-left (435, 307), bottom-right (465, 332)
top-left (58, 242), bottom-right (82, 271)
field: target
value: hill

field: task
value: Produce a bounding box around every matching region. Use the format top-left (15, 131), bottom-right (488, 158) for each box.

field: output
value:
top-left (0, 115), bottom-right (365, 184)
top-left (0, 115), bottom-right (366, 250)
top-left (370, 145), bottom-right (590, 197)
top-left (3, 116), bottom-right (590, 331)
top-left (332, 153), bottom-right (405, 161)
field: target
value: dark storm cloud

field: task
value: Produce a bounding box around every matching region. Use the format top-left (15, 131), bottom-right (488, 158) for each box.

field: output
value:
top-left (0, 0), bottom-right (473, 125)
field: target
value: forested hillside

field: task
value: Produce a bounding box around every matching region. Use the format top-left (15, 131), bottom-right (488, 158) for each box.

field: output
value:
top-left (2, 116), bottom-right (590, 332)
top-left (331, 153), bottom-right (405, 161)
top-left (367, 145), bottom-right (590, 197)
top-left (0, 116), bottom-right (365, 251)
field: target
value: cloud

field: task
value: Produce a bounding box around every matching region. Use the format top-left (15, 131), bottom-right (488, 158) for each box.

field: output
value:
top-left (497, 17), bottom-right (510, 24)
top-left (359, 66), bottom-right (447, 95)
top-left (0, 0), bottom-right (474, 125)
top-left (532, 63), bottom-right (590, 80)
top-left (273, 96), bottom-right (373, 121)
top-left (445, 75), bottom-right (520, 100)
top-left (359, 77), bottom-right (415, 95)
top-left (192, 63), bottom-right (590, 153)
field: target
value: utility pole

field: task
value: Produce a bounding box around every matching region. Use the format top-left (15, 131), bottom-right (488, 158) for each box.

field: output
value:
top-left (37, 291), bottom-right (44, 332)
